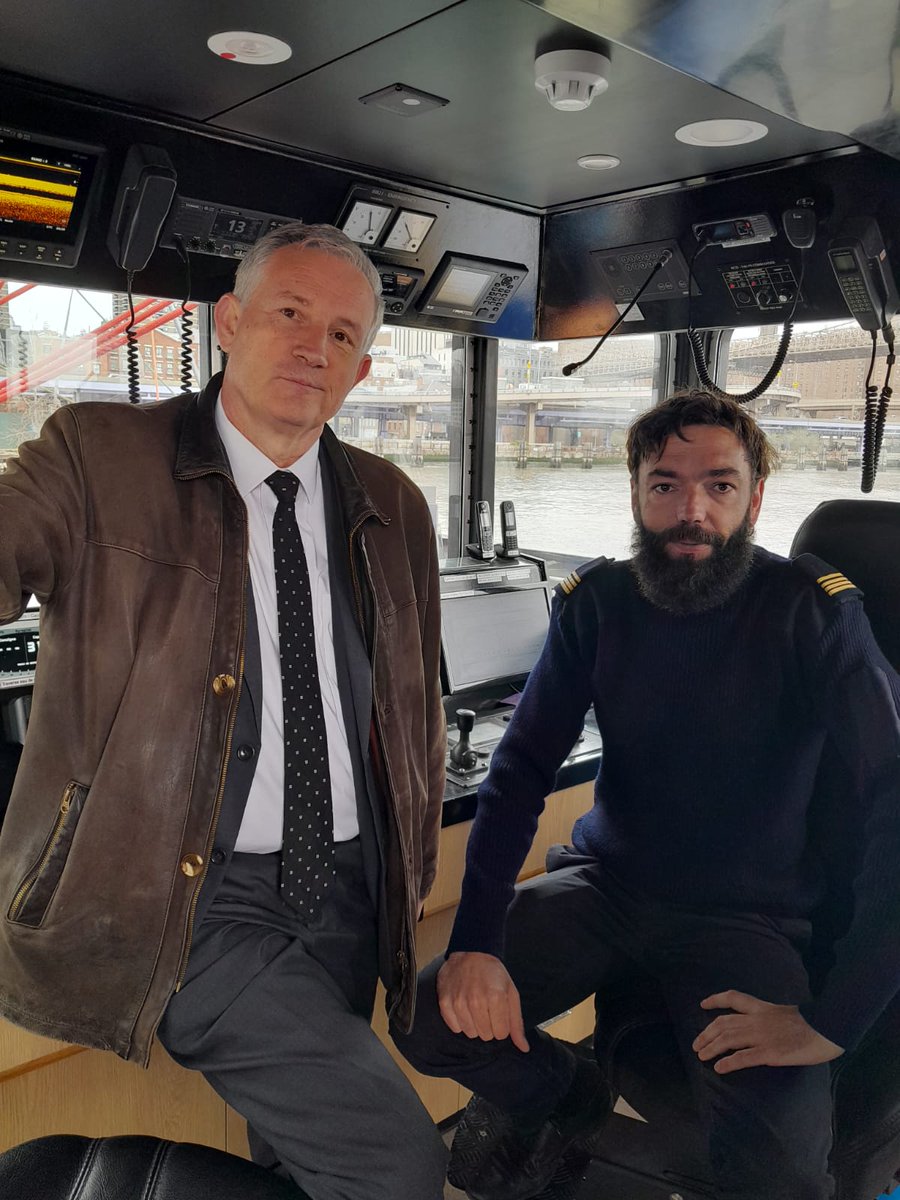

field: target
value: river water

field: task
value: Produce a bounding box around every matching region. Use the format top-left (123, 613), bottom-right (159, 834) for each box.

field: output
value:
top-left (398, 460), bottom-right (900, 562)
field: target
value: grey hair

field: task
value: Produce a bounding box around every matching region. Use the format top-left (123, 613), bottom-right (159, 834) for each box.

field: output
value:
top-left (232, 221), bottom-right (385, 348)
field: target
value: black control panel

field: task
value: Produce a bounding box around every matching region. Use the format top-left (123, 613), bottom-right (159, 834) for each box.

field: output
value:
top-left (591, 239), bottom-right (692, 303)
top-left (159, 196), bottom-right (296, 259)
top-left (445, 707), bottom-right (602, 787)
top-left (721, 260), bottom-right (799, 311)
top-left (372, 260), bottom-right (425, 316)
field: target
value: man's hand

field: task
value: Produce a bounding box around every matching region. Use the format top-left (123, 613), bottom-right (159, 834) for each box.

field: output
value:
top-left (437, 952), bottom-right (530, 1053)
top-left (693, 989), bottom-right (844, 1074)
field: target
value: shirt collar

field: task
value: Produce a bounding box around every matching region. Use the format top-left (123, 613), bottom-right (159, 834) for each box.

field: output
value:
top-left (215, 398), bottom-right (320, 504)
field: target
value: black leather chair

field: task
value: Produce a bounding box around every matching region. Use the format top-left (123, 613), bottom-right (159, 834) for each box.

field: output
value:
top-left (0, 1135), bottom-right (312, 1200)
top-left (582, 499), bottom-right (900, 1200)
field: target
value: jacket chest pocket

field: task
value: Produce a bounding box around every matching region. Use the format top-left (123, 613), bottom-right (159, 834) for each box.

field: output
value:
top-left (7, 781), bottom-right (88, 928)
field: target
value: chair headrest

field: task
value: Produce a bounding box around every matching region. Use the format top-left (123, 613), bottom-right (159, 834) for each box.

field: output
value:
top-left (790, 499), bottom-right (900, 672)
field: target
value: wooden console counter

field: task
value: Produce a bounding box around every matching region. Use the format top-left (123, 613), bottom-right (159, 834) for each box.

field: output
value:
top-left (0, 776), bottom-right (597, 1152)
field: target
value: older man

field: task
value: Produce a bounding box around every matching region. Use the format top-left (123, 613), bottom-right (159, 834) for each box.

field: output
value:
top-left (0, 223), bottom-right (447, 1200)
top-left (397, 391), bottom-right (900, 1200)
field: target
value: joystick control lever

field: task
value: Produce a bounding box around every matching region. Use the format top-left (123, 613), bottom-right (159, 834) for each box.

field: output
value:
top-left (449, 709), bottom-right (478, 772)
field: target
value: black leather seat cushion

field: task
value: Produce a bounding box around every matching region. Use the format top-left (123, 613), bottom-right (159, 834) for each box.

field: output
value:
top-left (791, 498), bottom-right (900, 671)
top-left (0, 1135), bottom-right (311, 1200)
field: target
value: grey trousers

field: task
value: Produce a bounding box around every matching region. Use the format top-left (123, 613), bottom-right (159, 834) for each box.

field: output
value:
top-left (158, 841), bottom-right (446, 1200)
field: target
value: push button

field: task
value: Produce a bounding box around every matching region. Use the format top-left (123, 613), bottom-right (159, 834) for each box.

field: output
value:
top-left (236, 744), bottom-right (256, 761)
top-left (212, 673), bottom-right (236, 696)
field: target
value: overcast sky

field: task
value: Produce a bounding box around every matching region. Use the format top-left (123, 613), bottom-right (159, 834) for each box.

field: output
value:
top-left (6, 283), bottom-right (115, 336)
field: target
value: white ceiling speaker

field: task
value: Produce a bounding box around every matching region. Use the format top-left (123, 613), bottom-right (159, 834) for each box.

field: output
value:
top-left (534, 49), bottom-right (610, 112)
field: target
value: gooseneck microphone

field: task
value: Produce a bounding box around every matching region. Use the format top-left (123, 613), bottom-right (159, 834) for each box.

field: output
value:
top-left (563, 248), bottom-right (673, 377)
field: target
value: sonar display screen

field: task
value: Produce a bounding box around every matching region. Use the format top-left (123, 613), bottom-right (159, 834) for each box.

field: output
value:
top-left (0, 127), bottom-right (101, 255)
top-left (0, 151), bottom-right (78, 229)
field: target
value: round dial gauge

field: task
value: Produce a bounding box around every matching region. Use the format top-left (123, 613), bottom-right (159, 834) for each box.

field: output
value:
top-left (383, 210), bottom-right (435, 253)
top-left (340, 201), bottom-right (392, 245)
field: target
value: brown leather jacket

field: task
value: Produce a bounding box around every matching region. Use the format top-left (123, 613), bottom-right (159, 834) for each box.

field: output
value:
top-left (0, 377), bottom-right (445, 1063)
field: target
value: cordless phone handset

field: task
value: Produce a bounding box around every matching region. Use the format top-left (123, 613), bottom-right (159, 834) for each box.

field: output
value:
top-left (497, 500), bottom-right (519, 558)
top-left (466, 501), bottom-right (495, 561)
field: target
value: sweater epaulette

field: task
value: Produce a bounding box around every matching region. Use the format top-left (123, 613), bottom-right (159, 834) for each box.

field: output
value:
top-left (554, 555), bottom-right (614, 600)
top-left (791, 552), bottom-right (864, 604)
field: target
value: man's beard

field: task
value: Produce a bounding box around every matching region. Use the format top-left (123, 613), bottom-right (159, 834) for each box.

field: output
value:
top-left (630, 513), bottom-right (755, 615)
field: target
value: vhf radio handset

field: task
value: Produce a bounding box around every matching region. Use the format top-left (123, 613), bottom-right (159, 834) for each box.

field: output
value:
top-left (496, 500), bottom-right (519, 558)
top-left (828, 218), bottom-right (899, 332)
top-left (467, 501), bottom-right (495, 562)
top-left (107, 145), bottom-right (177, 273)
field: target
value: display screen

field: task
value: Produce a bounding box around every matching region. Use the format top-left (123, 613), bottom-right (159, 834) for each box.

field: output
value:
top-left (831, 251), bottom-right (857, 273)
top-left (434, 266), bottom-right (492, 309)
top-left (211, 212), bottom-right (263, 243)
top-left (0, 622), bottom-right (40, 681)
top-left (0, 127), bottom-right (100, 247)
top-left (441, 586), bottom-right (550, 693)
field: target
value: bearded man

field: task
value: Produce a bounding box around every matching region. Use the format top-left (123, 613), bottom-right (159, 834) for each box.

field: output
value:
top-left (394, 390), bottom-right (900, 1200)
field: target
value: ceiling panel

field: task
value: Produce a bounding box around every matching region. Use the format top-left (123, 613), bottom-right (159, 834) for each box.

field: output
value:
top-left (211, 0), bottom-right (851, 208)
top-left (530, 0), bottom-right (900, 160)
top-left (0, 0), bottom-right (457, 120)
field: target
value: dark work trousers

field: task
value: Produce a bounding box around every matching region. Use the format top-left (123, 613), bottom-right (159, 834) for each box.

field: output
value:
top-left (394, 848), bottom-right (835, 1200)
top-left (158, 840), bottom-right (447, 1200)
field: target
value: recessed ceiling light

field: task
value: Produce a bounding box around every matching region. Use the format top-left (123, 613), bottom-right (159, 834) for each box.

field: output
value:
top-left (207, 32), bottom-right (292, 65)
top-left (675, 119), bottom-right (768, 146)
top-left (577, 154), bottom-right (621, 170)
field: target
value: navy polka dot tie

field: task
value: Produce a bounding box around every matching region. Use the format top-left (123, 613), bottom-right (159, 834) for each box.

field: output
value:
top-left (265, 470), bottom-right (334, 918)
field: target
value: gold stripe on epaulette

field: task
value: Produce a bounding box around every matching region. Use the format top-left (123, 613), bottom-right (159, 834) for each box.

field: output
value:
top-left (817, 572), bottom-right (857, 596)
top-left (559, 569), bottom-right (582, 595)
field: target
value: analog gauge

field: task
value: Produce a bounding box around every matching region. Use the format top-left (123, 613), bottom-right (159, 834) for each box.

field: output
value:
top-left (383, 210), bottom-right (436, 254)
top-left (340, 200), bottom-right (393, 245)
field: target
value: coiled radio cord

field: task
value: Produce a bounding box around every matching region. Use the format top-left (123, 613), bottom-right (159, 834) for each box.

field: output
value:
top-left (125, 270), bottom-right (141, 405)
top-left (172, 235), bottom-right (194, 394)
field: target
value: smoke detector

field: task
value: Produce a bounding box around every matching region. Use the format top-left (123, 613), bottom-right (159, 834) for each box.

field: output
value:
top-left (534, 49), bottom-right (610, 112)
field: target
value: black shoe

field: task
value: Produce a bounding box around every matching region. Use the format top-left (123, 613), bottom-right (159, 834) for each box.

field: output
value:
top-left (448, 1095), bottom-right (514, 1192)
top-left (527, 1144), bottom-right (594, 1200)
top-left (452, 1059), bottom-right (612, 1200)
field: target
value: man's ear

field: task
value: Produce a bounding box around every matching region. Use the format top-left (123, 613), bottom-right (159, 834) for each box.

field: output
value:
top-left (214, 293), bottom-right (241, 353)
top-left (749, 476), bottom-right (765, 527)
top-left (630, 473), bottom-right (640, 524)
top-left (353, 354), bottom-right (372, 389)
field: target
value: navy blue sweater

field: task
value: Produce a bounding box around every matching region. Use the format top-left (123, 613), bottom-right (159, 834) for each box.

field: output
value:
top-left (448, 547), bottom-right (900, 1052)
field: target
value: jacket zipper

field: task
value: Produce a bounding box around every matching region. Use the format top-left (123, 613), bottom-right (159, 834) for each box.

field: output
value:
top-left (9, 782), bottom-right (77, 920)
top-left (174, 490), bottom-right (249, 993)
top-left (353, 529), bottom-right (415, 985)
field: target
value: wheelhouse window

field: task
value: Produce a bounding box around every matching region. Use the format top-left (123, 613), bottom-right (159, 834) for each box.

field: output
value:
top-left (337, 324), bottom-right (465, 554)
top-left (0, 280), bottom-right (203, 467)
top-left (495, 333), bottom-right (662, 562)
top-left (724, 320), bottom-right (900, 555)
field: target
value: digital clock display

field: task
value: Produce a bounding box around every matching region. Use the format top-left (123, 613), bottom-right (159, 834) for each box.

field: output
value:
top-left (211, 213), bottom-right (263, 243)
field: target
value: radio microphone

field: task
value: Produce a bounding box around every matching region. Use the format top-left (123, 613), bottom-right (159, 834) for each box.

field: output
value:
top-left (563, 246), bottom-right (674, 376)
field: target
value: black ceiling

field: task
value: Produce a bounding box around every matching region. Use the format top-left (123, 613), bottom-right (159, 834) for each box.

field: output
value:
top-left (0, 0), bottom-right (859, 211)
top-left (531, 0), bottom-right (900, 163)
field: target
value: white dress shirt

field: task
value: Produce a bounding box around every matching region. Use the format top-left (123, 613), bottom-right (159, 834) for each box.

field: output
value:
top-left (216, 401), bottom-right (359, 851)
